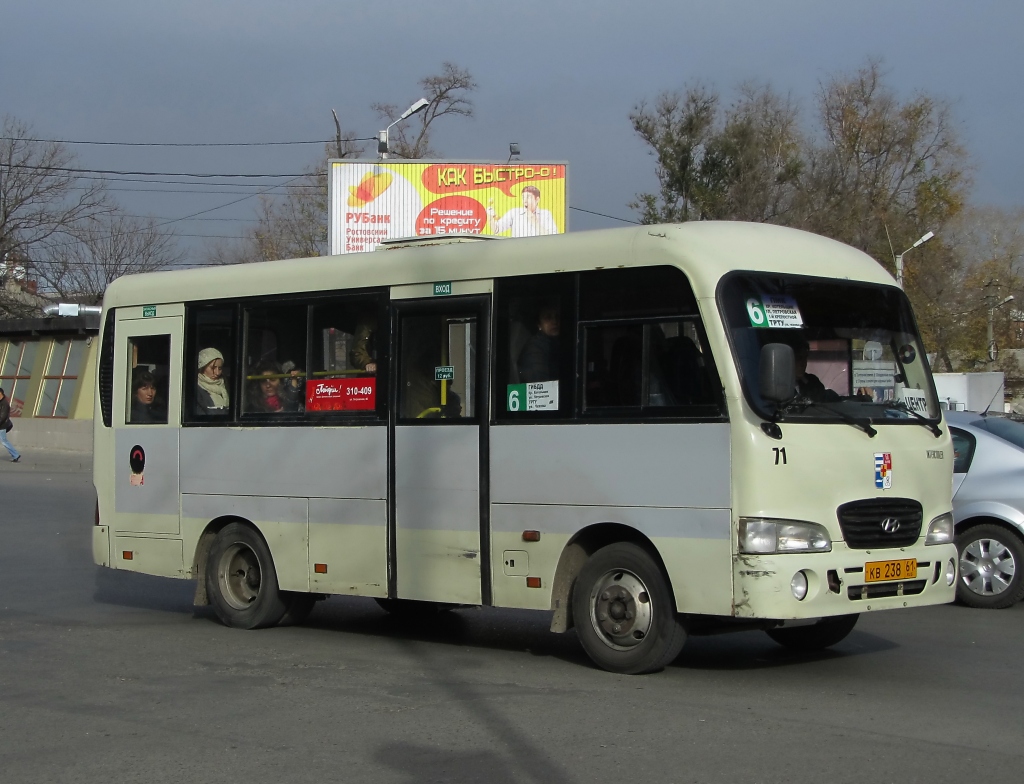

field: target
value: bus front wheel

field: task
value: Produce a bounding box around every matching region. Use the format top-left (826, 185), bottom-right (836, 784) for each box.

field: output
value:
top-left (206, 523), bottom-right (289, 630)
top-left (572, 542), bottom-right (687, 674)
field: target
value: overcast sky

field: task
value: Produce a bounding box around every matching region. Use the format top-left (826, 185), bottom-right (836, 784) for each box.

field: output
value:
top-left (2, 1), bottom-right (1021, 260)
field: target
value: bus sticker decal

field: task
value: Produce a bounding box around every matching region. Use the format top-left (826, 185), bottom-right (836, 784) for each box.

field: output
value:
top-left (507, 381), bottom-right (558, 412)
top-left (747, 295), bottom-right (803, 329)
top-left (874, 452), bottom-right (892, 489)
top-left (305, 378), bottom-right (376, 411)
top-left (129, 444), bottom-right (145, 486)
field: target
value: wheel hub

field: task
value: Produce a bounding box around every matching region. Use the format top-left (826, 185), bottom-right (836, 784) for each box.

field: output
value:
top-left (590, 569), bottom-right (654, 651)
top-left (219, 543), bottom-right (263, 609)
top-left (960, 538), bottom-right (1016, 596)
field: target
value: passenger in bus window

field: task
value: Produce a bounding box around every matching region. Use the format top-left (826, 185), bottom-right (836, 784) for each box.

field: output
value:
top-left (130, 369), bottom-right (165, 424)
top-left (518, 303), bottom-right (560, 382)
top-left (197, 348), bottom-right (229, 414)
top-left (247, 362), bottom-right (299, 414)
top-left (279, 360), bottom-right (306, 410)
top-left (349, 316), bottom-right (378, 373)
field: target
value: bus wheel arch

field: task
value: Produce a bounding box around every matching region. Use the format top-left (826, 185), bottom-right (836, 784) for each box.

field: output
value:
top-left (549, 523), bottom-right (677, 633)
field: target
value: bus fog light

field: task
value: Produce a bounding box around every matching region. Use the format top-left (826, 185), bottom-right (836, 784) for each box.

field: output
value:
top-left (791, 571), bottom-right (809, 601)
top-left (926, 513), bottom-right (954, 545)
top-left (945, 558), bottom-right (956, 586)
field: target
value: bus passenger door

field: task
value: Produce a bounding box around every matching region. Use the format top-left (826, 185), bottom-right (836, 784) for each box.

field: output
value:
top-left (391, 297), bottom-right (489, 605)
top-left (111, 309), bottom-right (183, 542)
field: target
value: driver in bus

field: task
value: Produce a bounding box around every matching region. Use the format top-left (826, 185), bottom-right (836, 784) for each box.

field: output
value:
top-left (792, 338), bottom-right (838, 402)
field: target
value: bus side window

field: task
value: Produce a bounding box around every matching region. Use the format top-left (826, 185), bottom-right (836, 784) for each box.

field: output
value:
top-left (189, 307), bottom-right (235, 420)
top-left (579, 267), bottom-right (721, 418)
top-left (127, 335), bottom-right (170, 425)
top-left (242, 303), bottom-right (307, 417)
top-left (309, 297), bottom-right (386, 416)
top-left (494, 273), bottom-right (575, 420)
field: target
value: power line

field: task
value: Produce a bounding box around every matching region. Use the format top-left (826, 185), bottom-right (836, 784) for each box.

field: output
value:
top-left (569, 206), bottom-right (640, 224)
top-left (1, 135), bottom-right (374, 147)
top-left (8, 163), bottom-right (326, 179)
top-left (68, 173), bottom-right (322, 188)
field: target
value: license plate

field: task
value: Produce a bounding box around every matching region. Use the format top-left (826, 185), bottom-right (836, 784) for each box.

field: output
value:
top-left (864, 558), bottom-right (917, 582)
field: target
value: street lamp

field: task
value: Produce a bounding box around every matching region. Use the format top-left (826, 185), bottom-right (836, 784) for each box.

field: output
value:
top-left (378, 98), bottom-right (430, 159)
top-left (988, 294), bottom-right (1015, 362)
top-left (895, 231), bottom-right (934, 289)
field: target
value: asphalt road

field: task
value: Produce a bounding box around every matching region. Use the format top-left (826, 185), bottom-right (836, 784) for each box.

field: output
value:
top-left (1, 451), bottom-right (1022, 784)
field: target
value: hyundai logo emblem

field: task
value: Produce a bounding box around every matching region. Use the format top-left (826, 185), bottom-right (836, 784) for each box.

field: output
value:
top-left (880, 517), bottom-right (901, 534)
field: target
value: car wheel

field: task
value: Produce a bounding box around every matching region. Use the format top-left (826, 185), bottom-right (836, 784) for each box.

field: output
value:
top-left (205, 523), bottom-right (289, 629)
top-left (571, 542), bottom-right (687, 674)
top-left (765, 614), bottom-right (859, 651)
top-left (956, 523), bottom-right (1024, 609)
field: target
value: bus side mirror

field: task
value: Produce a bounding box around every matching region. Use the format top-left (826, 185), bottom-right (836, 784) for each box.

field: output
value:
top-left (759, 343), bottom-right (795, 403)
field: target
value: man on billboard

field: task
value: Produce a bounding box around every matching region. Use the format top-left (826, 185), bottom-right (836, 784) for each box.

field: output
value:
top-left (487, 185), bottom-right (558, 237)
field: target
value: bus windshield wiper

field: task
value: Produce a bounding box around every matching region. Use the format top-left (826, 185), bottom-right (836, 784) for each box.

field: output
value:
top-left (778, 398), bottom-right (877, 438)
top-left (885, 400), bottom-right (943, 438)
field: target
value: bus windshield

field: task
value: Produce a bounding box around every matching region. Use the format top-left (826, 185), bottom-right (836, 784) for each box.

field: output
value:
top-left (720, 272), bottom-right (939, 423)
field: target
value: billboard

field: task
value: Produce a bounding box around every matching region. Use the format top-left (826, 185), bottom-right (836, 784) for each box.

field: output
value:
top-left (329, 160), bottom-right (567, 254)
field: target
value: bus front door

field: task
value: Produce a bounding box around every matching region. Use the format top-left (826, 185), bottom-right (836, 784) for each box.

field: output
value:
top-left (392, 297), bottom-right (489, 605)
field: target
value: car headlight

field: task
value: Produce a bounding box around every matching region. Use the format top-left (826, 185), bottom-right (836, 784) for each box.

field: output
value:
top-left (739, 518), bottom-right (832, 554)
top-left (925, 512), bottom-right (955, 545)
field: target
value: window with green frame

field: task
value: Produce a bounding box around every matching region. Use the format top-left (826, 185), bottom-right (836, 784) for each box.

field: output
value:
top-left (0, 339), bottom-right (40, 417)
top-left (36, 338), bottom-right (88, 418)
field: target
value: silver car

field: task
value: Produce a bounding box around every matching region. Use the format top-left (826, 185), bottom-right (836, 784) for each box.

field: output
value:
top-left (946, 410), bottom-right (1024, 608)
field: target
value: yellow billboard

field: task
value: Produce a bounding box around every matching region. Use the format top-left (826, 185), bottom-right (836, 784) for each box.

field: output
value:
top-left (329, 160), bottom-right (567, 254)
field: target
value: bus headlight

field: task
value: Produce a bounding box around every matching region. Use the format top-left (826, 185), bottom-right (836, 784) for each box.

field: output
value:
top-left (925, 513), bottom-right (955, 545)
top-left (739, 518), bottom-right (832, 554)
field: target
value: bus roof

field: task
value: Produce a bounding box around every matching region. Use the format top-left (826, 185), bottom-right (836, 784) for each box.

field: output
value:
top-left (102, 221), bottom-right (894, 308)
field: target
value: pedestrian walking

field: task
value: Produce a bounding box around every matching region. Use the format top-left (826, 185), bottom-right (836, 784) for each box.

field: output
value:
top-left (0, 387), bottom-right (21, 463)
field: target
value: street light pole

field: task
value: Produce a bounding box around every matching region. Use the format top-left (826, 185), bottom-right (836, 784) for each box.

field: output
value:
top-left (895, 231), bottom-right (935, 289)
top-left (378, 98), bottom-right (430, 159)
top-left (988, 294), bottom-right (1015, 362)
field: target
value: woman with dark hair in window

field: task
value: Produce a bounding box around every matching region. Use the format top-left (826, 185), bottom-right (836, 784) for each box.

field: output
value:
top-left (130, 369), bottom-right (164, 424)
top-left (247, 361), bottom-right (298, 414)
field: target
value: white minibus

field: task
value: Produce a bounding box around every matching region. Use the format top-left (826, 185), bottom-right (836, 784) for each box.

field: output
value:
top-left (93, 222), bottom-right (958, 673)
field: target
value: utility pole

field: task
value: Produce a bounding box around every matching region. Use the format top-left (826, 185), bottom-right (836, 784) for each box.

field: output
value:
top-left (331, 110), bottom-right (344, 159)
top-left (988, 294), bottom-right (1015, 362)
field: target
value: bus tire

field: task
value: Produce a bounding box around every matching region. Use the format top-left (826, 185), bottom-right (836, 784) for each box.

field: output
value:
top-left (571, 542), bottom-right (687, 674)
top-left (765, 614), bottom-right (859, 650)
top-left (206, 523), bottom-right (289, 630)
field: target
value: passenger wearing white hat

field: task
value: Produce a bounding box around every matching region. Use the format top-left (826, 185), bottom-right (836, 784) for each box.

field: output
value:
top-left (197, 347), bottom-right (229, 413)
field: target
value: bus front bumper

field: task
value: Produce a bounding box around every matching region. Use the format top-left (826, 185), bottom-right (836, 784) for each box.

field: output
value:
top-left (732, 543), bottom-right (958, 619)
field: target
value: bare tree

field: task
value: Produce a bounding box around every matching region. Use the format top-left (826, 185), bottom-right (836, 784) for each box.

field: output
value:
top-left (207, 145), bottom-right (354, 266)
top-left (629, 83), bottom-right (803, 224)
top-left (1, 116), bottom-right (111, 313)
top-left (797, 60), bottom-right (969, 262)
top-left (372, 62), bottom-right (477, 159)
top-left (209, 65), bottom-right (477, 265)
top-left (34, 210), bottom-right (183, 303)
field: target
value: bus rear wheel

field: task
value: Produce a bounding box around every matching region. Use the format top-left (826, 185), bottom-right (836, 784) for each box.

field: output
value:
top-left (765, 614), bottom-right (859, 651)
top-left (206, 523), bottom-right (289, 630)
top-left (572, 542), bottom-right (687, 674)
